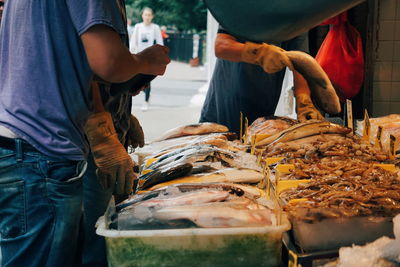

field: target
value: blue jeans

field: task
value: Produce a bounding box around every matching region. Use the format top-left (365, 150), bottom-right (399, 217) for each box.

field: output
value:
top-left (82, 155), bottom-right (112, 267)
top-left (0, 139), bottom-right (87, 267)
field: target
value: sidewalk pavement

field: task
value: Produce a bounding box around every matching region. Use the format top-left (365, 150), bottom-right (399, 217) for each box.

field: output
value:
top-left (131, 61), bottom-right (208, 142)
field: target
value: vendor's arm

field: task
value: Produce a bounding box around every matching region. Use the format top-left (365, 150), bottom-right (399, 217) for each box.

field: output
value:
top-left (81, 24), bottom-right (170, 83)
top-left (293, 71), bottom-right (324, 121)
top-left (214, 33), bottom-right (293, 73)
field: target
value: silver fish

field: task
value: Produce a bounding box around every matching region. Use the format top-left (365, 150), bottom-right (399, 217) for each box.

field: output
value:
top-left (286, 51), bottom-right (341, 114)
top-left (153, 202), bottom-right (273, 228)
top-left (148, 168), bottom-right (264, 191)
top-left (123, 190), bottom-right (230, 211)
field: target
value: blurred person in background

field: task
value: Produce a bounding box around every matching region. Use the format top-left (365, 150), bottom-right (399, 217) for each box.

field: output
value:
top-left (160, 25), bottom-right (169, 40)
top-left (130, 7), bottom-right (163, 111)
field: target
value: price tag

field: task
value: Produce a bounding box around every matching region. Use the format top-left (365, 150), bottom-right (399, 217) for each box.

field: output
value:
top-left (266, 167), bottom-right (271, 197)
top-left (362, 109), bottom-right (371, 141)
top-left (244, 117), bottom-right (249, 143)
top-left (239, 112), bottom-right (243, 143)
top-left (390, 134), bottom-right (397, 160)
top-left (346, 99), bottom-right (353, 132)
top-left (375, 126), bottom-right (383, 150)
top-left (250, 135), bottom-right (256, 155)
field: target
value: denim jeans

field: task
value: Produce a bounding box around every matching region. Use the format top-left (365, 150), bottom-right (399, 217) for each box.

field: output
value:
top-left (0, 139), bottom-right (87, 267)
top-left (82, 155), bottom-right (112, 267)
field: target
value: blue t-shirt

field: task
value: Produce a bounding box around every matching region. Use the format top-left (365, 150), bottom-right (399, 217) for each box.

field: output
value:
top-left (0, 0), bottom-right (126, 160)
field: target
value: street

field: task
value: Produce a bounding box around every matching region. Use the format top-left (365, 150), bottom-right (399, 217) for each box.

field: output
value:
top-left (131, 60), bottom-right (208, 142)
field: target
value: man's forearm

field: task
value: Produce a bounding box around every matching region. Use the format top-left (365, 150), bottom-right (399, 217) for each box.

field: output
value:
top-left (293, 71), bottom-right (311, 97)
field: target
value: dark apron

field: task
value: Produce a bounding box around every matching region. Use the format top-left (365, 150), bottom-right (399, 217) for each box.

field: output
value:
top-left (200, 33), bottom-right (309, 135)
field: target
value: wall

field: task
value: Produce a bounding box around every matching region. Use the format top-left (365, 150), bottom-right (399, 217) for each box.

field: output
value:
top-left (372, 0), bottom-right (400, 116)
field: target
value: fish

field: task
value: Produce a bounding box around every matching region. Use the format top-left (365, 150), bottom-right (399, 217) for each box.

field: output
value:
top-left (144, 145), bottom-right (231, 170)
top-left (143, 144), bottom-right (258, 173)
top-left (150, 182), bottom-right (262, 200)
top-left (121, 190), bottom-right (231, 212)
top-left (154, 122), bottom-right (229, 142)
top-left (286, 51), bottom-right (341, 114)
top-left (152, 202), bottom-right (273, 228)
top-left (148, 168), bottom-right (264, 191)
top-left (256, 120), bottom-right (351, 147)
top-left (138, 162), bottom-right (193, 190)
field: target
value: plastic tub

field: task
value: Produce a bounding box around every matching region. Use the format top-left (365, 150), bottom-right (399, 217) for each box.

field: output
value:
top-left (291, 216), bottom-right (394, 252)
top-left (96, 214), bottom-right (290, 266)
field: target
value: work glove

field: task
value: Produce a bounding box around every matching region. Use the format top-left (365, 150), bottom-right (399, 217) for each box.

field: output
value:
top-left (296, 93), bottom-right (324, 122)
top-left (241, 42), bottom-right (294, 73)
top-left (126, 114), bottom-right (145, 149)
top-left (84, 112), bottom-right (136, 194)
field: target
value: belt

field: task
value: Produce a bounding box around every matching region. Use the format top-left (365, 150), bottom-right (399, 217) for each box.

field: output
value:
top-left (0, 135), bottom-right (38, 152)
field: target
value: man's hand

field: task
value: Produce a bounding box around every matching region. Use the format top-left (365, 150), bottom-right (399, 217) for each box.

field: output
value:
top-left (126, 115), bottom-right (145, 149)
top-left (84, 112), bottom-right (136, 194)
top-left (136, 44), bottom-right (170, 76)
top-left (296, 94), bottom-right (324, 121)
top-left (241, 42), bottom-right (293, 73)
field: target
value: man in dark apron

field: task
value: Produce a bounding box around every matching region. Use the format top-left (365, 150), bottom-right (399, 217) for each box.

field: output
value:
top-left (200, 27), bottom-right (322, 134)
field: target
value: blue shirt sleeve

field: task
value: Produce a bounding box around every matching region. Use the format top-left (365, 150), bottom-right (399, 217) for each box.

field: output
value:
top-left (66, 0), bottom-right (126, 36)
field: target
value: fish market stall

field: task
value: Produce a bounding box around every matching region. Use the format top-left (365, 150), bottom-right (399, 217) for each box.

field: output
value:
top-left (248, 116), bottom-right (400, 265)
top-left (97, 123), bottom-right (291, 266)
top-left (96, 115), bottom-right (400, 266)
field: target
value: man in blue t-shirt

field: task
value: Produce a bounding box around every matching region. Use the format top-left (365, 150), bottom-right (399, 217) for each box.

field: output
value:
top-left (0, 1), bottom-right (170, 266)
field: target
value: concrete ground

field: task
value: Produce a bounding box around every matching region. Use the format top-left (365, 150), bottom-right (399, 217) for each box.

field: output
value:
top-left (131, 60), bottom-right (208, 142)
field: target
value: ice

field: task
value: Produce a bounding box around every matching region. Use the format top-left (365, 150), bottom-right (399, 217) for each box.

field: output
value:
top-left (337, 214), bottom-right (400, 267)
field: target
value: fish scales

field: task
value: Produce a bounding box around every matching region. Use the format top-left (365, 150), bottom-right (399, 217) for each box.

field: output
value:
top-left (286, 51), bottom-right (341, 114)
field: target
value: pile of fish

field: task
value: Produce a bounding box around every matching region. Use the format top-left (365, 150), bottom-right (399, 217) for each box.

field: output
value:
top-left (111, 122), bottom-right (277, 230)
top-left (112, 183), bottom-right (274, 230)
top-left (138, 144), bottom-right (261, 190)
top-left (252, 117), bottom-right (400, 222)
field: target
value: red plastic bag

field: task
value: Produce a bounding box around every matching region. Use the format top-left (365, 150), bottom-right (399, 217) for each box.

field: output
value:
top-left (316, 12), bottom-right (364, 100)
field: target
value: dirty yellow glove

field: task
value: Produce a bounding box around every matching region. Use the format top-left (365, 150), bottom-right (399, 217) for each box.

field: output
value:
top-left (241, 42), bottom-right (294, 73)
top-left (126, 115), bottom-right (145, 148)
top-left (84, 112), bottom-right (136, 194)
top-left (296, 94), bottom-right (324, 122)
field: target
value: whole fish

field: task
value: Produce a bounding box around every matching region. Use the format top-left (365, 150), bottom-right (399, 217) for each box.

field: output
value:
top-left (154, 122), bottom-right (229, 142)
top-left (152, 182), bottom-right (262, 200)
top-left (144, 145), bottom-right (235, 171)
top-left (256, 120), bottom-right (351, 147)
top-left (286, 51), bottom-right (341, 114)
top-left (152, 202), bottom-right (273, 228)
top-left (138, 162), bottom-right (193, 190)
top-left (122, 190), bottom-right (230, 212)
top-left (148, 168), bottom-right (264, 191)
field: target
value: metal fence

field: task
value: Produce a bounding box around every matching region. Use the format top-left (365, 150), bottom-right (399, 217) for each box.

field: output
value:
top-left (164, 33), bottom-right (205, 65)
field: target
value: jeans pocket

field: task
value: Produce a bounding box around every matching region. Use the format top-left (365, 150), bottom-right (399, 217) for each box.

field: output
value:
top-left (46, 160), bottom-right (87, 185)
top-left (0, 148), bottom-right (16, 169)
top-left (0, 179), bottom-right (26, 239)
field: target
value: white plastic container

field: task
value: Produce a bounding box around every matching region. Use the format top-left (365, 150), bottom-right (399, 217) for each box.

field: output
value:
top-left (96, 214), bottom-right (290, 266)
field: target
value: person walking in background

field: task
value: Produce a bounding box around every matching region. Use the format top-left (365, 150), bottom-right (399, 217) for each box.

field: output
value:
top-left (130, 7), bottom-right (163, 111)
top-left (160, 25), bottom-right (169, 40)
